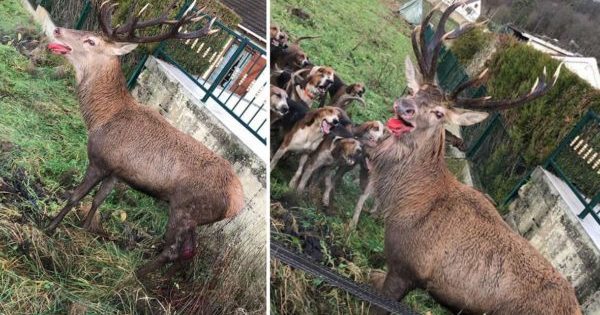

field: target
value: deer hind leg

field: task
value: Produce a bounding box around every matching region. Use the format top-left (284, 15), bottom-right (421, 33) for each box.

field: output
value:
top-left (46, 165), bottom-right (106, 234)
top-left (136, 225), bottom-right (197, 279)
top-left (81, 175), bottom-right (117, 234)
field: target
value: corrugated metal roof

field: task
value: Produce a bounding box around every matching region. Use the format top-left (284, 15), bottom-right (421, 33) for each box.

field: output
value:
top-left (220, 0), bottom-right (266, 40)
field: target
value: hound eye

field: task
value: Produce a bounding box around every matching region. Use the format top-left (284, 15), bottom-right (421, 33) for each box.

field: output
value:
top-left (332, 119), bottom-right (339, 126)
top-left (84, 39), bottom-right (95, 46)
top-left (433, 111), bottom-right (444, 119)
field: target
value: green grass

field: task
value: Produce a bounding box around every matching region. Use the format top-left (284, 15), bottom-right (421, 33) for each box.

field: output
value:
top-left (271, 2), bottom-right (449, 313)
top-left (0, 1), bottom-right (264, 313)
top-left (273, 0), bottom-right (413, 123)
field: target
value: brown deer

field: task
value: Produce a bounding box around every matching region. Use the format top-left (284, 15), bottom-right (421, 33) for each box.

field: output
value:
top-left (44, 1), bottom-right (244, 278)
top-left (369, 2), bottom-right (580, 314)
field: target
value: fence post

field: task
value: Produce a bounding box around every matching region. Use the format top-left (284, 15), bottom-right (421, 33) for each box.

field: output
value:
top-left (74, 0), bottom-right (91, 30)
top-left (543, 110), bottom-right (593, 169)
top-left (578, 193), bottom-right (600, 222)
top-left (201, 37), bottom-right (249, 103)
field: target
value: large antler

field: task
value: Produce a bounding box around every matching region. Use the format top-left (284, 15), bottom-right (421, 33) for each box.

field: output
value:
top-left (452, 63), bottom-right (563, 111)
top-left (413, 0), bottom-right (484, 83)
top-left (98, 0), bottom-right (217, 44)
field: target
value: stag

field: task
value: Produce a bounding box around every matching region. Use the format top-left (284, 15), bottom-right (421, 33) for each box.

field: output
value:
top-left (369, 2), bottom-right (580, 314)
top-left (45, 1), bottom-right (244, 278)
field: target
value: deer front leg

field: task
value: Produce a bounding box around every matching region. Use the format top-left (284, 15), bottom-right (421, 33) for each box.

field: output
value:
top-left (46, 165), bottom-right (106, 234)
top-left (369, 269), bottom-right (413, 315)
top-left (349, 180), bottom-right (373, 229)
top-left (82, 175), bottom-right (117, 234)
top-left (288, 153), bottom-right (309, 189)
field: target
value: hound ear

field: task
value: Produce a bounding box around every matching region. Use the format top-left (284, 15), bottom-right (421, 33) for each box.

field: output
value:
top-left (404, 57), bottom-right (422, 94)
top-left (447, 108), bottom-right (489, 126)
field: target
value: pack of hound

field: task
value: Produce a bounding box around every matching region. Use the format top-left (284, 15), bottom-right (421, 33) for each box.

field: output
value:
top-left (269, 25), bottom-right (465, 229)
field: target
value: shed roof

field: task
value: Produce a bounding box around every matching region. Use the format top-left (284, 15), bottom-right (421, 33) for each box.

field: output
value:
top-left (220, 0), bottom-right (266, 40)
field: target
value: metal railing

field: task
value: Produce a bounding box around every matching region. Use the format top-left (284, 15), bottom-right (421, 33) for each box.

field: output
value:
top-left (41, 0), bottom-right (267, 145)
top-left (504, 110), bottom-right (600, 224)
top-left (152, 17), bottom-right (268, 145)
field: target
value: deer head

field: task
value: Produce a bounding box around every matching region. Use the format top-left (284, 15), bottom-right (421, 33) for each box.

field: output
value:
top-left (388, 1), bottom-right (562, 150)
top-left (48, 1), bottom-right (217, 80)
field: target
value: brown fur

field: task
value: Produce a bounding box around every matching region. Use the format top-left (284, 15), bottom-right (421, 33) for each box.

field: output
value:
top-left (368, 57), bottom-right (580, 314)
top-left (270, 106), bottom-right (349, 172)
top-left (290, 134), bottom-right (362, 193)
top-left (45, 27), bottom-right (244, 278)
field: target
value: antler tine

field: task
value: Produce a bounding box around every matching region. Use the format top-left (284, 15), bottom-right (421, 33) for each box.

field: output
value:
top-left (98, 1), bottom-right (118, 37)
top-left (411, 27), bottom-right (427, 77)
top-left (425, 1), bottom-right (467, 80)
top-left (455, 63), bottom-right (564, 111)
top-left (97, 0), bottom-right (218, 44)
top-left (449, 68), bottom-right (489, 100)
top-left (417, 3), bottom-right (440, 79)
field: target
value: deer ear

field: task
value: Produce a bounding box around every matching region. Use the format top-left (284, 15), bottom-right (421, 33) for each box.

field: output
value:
top-left (447, 108), bottom-right (489, 126)
top-left (110, 43), bottom-right (138, 56)
top-left (404, 57), bottom-right (421, 94)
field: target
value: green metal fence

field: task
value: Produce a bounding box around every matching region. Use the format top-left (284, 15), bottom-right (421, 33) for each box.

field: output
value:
top-left (40, 0), bottom-right (267, 145)
top-left (504, 110), bottom-right (600, 224)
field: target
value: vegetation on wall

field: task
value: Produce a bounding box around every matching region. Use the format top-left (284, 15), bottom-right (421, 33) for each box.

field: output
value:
top-left (468, 36), bottom-right (600, 203)
top-left (449, 26), bottom-right (493, 67)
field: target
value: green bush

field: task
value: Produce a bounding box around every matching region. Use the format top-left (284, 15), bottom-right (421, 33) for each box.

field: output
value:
top-left (449, 27), bottom-right (493, 67)
top-left (472, 37), bottom-right (600, 202)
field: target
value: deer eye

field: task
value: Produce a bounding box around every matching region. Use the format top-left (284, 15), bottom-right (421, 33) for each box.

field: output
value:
top-left (84, 39), bottom-right (95, 46)
top-left (433, 110), bottom-right (444, 119)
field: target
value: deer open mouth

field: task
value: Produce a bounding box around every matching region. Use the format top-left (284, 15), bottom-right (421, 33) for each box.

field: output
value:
top-left (48, 42), bottom-right (72, 55)
top-left (387, 116), bottom-right (414, 137)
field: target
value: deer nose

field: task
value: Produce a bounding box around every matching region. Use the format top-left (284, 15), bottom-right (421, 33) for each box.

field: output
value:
top-left (395, 99), bottom-right (416, 117)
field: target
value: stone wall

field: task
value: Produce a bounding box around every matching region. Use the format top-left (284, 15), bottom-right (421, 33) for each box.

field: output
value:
top-left (506, 167), bottom-right (600, 314)
top-left (131, 57), bottom-right (267, 305)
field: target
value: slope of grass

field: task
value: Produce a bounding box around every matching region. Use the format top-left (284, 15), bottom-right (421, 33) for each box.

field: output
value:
top-left (271, 0), bottom-right (449, 314)
top-left (0, 1), bottom-right (264, 313)
top-left (272, 0), bottom-right (413, 123)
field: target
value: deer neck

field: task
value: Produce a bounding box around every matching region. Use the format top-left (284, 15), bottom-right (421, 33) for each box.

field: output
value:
top-left (76, 57), bottom-right (135, 130)
top-left (372, 128), bottom-right (454, 217)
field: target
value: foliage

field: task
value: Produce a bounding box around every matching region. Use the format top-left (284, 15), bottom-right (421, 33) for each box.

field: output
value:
top-left (449, 27), bottom-right (493, 67)
top-left (467, 37), bottom-right (600, 203)
top-left (484, 0), bottom-right (600, 61)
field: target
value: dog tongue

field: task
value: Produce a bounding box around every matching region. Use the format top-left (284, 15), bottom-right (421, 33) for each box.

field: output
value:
top-left (47, 43), bottom-right (70, 54)
top-left (387, 117), bottom-right (412, 137)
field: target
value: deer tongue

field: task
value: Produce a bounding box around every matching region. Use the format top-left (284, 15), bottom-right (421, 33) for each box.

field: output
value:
top-left (387, 117), bottom-right (413, 137)
top-left (47, 42), bottom-right (71, 55)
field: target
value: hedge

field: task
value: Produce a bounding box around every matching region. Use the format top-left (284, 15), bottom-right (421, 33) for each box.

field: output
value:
top-left (471, 36), bottom-right (600, 203)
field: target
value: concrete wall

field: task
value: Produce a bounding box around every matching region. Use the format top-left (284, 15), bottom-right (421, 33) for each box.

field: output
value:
top-left (131, 57), bottom-right (267, 302)
top-left (506, 167), bottom-right (600, 314)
